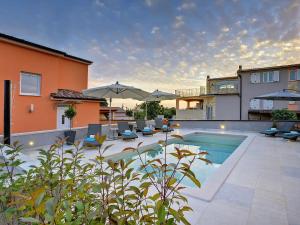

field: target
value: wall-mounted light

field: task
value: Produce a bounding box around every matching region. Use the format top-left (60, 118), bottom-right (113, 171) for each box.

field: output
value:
top-left (28, 141), bottom-right (34, 146)
top-left (29, 104), bottom-right (34, 113)
top-left (220, 124), bottom-right (225, 129)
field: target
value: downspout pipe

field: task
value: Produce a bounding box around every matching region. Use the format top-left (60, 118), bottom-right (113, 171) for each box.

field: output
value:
top-left (4, 80), bottom-right (11, 145)
top-left (237, 65), bottom-right (242, 120)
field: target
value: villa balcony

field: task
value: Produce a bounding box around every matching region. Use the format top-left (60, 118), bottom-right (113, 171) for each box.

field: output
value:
top-left (175, 87), bottom-right (206, 98)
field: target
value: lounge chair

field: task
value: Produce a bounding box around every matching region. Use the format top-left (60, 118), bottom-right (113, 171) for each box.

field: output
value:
top-left (83, 124), bottom-right (102, 147)
top-left (118, 122), bottom-right (138, 140)
top-left (260, 127), bottom-right (279, 137)
top-left (136, 120), bottom-right (154, 136)
top-left (155, 118), bottom-right (163, 130)
top-left (282, 131), bottom-right (300, 141)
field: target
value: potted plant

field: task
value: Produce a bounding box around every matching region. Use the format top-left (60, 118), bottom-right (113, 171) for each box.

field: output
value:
top-left (64, 105), bottom-right (77, 145)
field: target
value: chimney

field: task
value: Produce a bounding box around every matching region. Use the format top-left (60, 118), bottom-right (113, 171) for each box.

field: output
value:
top-left (206, 75), bottom-right (210, 79)
top-left (238, 65), bottom-right (242, 70)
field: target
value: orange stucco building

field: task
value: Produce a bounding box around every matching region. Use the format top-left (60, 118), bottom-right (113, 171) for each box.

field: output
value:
top-left (0, 33), bottom-right (100, 135)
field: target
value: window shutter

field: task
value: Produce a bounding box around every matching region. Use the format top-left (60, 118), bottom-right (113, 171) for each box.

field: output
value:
top-left (273, 71), bottom-right (279, 81)
top-left (250, 99), bottom-right (260, 109)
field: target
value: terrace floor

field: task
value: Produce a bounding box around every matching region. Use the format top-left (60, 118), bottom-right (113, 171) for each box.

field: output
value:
top-left (20, 128), bottom-right (300, 225)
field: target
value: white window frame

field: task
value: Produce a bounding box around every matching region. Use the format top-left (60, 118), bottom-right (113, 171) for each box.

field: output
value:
top-left (20, 72), bottom-right (41, 96)
top-left (260, 71), bottom-right (278, 83)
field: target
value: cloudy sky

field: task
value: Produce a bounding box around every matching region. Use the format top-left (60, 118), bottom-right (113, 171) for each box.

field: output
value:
top-left (0, 0), bottom-right (299, 107)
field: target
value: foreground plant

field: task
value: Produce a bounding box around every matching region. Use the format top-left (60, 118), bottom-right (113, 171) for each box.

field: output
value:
top-left (0, 131), bottom-right (211, 225)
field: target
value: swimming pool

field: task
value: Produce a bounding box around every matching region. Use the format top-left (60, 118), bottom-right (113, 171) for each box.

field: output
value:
top-left (112, 132), bottom-right (246, 188)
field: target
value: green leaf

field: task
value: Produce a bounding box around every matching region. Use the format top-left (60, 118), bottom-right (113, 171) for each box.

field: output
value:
top-left (45, 197), bottom-right (55, 217)
top-left (76, 201), bottom-right (84, 211)
top-left (20, 217), bottom-right (40, 223)
top-left (156, 202), bottom-right (166, 224)
top-left (35, 191), bottom-right (45, 207)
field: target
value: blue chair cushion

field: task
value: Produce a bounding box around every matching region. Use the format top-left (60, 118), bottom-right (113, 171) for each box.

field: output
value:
top-left (143, 127), bottom-right (151, 132)
top-left (122, 131), bottom-right (133, 136)
top-left (85, 137), bottom-right (96, 142)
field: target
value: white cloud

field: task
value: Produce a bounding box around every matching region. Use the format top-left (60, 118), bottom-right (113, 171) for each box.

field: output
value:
top-left (95, 0), bottom-right (104, 7)
top-left (177, 2), bottom-right (196, 11)
top-left (173, 16), bottom-right (185, 29)
top-left (222, 27), bottom-right (230, 32)
top-left (151, 26), bottom-right (160, 34)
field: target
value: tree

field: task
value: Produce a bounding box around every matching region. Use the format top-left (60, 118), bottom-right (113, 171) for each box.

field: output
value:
top-left (140, 101), bottom-right (164, 120)
top-left (126, 109), bottom-right (133, 117)
top-left (64, 105), bottom-right (77, 130)
top-left (163, 107), bottom-right (176, 119)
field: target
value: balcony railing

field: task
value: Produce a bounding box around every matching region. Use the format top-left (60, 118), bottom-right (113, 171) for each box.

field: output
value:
top-left (175, 87), bottom-right (206, 97)
top-left (208, 87), bottom-right (239, 95)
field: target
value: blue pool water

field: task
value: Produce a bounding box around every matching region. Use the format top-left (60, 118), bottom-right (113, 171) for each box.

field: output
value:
top-left (118, 132), bottom-right (246, 187)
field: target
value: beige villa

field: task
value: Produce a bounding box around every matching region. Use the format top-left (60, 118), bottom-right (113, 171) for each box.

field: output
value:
top-left (175, 63), bottom-right (300, 120)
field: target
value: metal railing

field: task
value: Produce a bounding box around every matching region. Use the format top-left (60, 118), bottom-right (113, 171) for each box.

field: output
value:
top-left (175, 87), bottom-right (206, 97)
top-left (208, 87), bottom-right (239, 94)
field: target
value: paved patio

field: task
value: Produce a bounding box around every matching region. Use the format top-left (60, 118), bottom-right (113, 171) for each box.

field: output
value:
top-left (20, 129), bottom-right (300, 225)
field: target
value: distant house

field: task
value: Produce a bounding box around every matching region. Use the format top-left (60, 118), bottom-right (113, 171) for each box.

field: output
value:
top-left (99, 107), bottom-right (132, 121)
top-left (175, 76), bottom-right (239, 120)
top-left (238, 64), bottom-right (300, 120)
top-left (175, 63), bottom-right (300, 120)
top-left (0, 33), bottom-right (101, 135)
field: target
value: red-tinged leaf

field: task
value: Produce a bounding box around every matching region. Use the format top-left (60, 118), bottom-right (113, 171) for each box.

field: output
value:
top-left (199, 151), bottom-right (208, 155)
top-left (171, 134), bottom-right (183, 140)
top-left (104, 144), bottom-right (114, 152)
top-left (122, 147), bottom-right (135, 152)
top-left (137, 142), bottom-right (143, 148)
top-left (199, 158), bottom-right (212, 164)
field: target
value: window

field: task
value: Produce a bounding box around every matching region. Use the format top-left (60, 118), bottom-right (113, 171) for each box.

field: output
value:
top-left (290, 70), bottom-right (296, 81)
top-left (263, 72), bottom-right (268, 83)
top-left (20, 72), bottom-right (41, 96)
top-left (268, 71), bottom-right (274, 82)
top-left (251, 71), bottom-right (279, 84)
top-left (289, 69), bottom-right (300, 81)
top-left (219, 84), bottom-right (235, 89)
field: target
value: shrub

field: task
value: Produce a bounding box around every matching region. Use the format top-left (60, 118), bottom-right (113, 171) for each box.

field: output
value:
top-left (0, 132), bottom-right (210, 224)
top-left (272, 109), bottom-right (297, 121)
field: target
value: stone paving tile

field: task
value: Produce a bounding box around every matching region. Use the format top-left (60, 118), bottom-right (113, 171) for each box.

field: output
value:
top-left (247, 183), bottom-right (289, 225)
top-left (286, 211), bottom-right (300, 225)
top-left (214, 183), bottom-right (255, 208)
top-left (197, 201), bottom-right (250, 225)
top-left (247, 208), bottom-right (288, 225)
top-left (256, 170), bottom-right (283, 194)
top-left (281, 166), bottom-right (300, 179)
